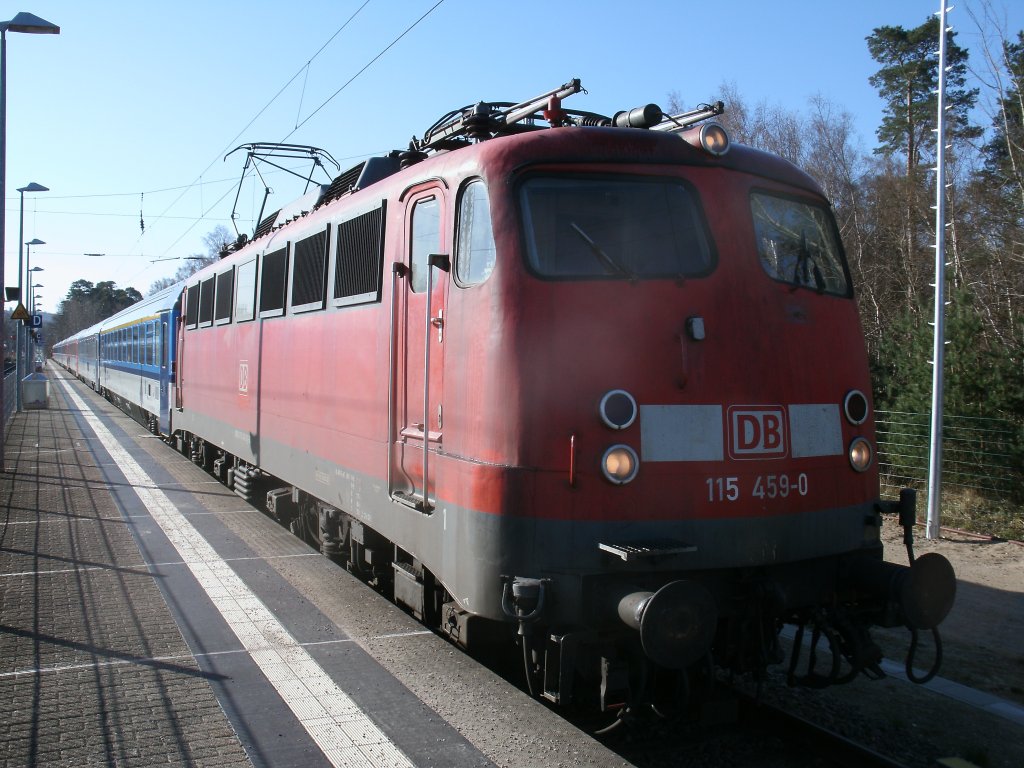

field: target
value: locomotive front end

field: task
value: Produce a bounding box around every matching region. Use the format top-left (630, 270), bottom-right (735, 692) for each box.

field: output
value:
top-left (487, 119), bottom-right (955, 712)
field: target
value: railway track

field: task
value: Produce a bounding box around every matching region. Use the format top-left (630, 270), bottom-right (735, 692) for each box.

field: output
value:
top-left (735, 694), bottom-right (911, 768)
top-left (558, 689), bottom-right (914, 768)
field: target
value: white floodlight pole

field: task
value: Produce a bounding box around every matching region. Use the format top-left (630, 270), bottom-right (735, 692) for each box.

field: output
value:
top-left (0, 12), bottom-right (60, 466)
top-left (926, 0), bottom-right (951, 540)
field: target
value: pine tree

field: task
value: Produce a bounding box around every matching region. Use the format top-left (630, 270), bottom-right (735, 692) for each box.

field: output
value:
top-left (867, 17), bottom-right (980, 176)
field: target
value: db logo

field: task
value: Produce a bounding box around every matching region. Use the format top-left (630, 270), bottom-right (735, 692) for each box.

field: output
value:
top-left (238, 361), bottom-right (249, 394)
top-left (728, 406), bottom-right (787, 459)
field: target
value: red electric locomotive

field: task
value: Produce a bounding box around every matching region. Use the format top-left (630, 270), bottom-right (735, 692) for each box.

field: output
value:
top-left (119, 80), bottom-right (959, 713)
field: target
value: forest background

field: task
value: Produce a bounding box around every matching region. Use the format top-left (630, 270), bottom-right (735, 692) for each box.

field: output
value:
top-left (42, 9), bottom-right (1024, 538)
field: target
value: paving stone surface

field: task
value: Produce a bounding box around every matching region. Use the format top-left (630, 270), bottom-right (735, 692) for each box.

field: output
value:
top-left (1, 395), bottom-right (251, 767)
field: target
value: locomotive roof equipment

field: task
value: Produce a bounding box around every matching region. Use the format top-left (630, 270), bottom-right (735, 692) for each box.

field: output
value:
top-left (224, 141), bottom-right (340, 240)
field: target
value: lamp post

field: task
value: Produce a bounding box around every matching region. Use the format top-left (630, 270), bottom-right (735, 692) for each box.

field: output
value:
top-left (18, 195), bottom-right (46, 299)
top-left (14, 189), bottom-right (46, 409)
top-left (1, 12), bottom-right (60, 458)
top-left (25, 238), bottom-right (43, 298)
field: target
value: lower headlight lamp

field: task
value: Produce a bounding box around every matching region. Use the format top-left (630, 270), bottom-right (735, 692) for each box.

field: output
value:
top-left (849, 437), bottom-right (873, 472)
top-left (602, 445), bottom-right (640, 485)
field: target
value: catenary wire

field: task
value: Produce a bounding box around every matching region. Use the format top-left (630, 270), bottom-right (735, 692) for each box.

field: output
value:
top-left (156, 0), bottom-right (449, 259)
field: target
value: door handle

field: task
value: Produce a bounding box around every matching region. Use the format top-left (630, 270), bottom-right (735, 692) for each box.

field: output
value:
top-left (430, 309), bottom-right (444, 342)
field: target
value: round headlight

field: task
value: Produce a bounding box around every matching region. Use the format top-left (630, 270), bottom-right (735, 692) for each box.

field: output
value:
top-left (599, 389), bottom-right (638, 430)
top-left (602, 445), bottom-right (640, 485)
top-left (849, 437), bottom-right (873, 472)
top-left (700, 122), bottom-right (730, 156)
top-left (844, 390), bottom-right (869, 425)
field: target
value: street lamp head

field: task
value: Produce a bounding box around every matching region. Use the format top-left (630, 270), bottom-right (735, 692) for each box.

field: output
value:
top-left (26, 238), bottom-right (44, 246)
top-left (29, 266), bottom-right (43, 272)
top-left (17, 182), bottom-right (48, 194)
top-left (1, 13), bottom-right (60, 35)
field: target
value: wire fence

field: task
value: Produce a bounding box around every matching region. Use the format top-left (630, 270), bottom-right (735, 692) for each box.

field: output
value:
top-left (876, 409), bottom-right (1023, 505)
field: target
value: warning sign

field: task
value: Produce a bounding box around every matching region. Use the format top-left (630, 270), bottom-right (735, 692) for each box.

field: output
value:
top-left (10, 303), bottom-right (30, 322)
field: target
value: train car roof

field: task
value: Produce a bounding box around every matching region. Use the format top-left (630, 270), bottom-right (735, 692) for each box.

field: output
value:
top-left (98, 283), bottom-right (182, 334)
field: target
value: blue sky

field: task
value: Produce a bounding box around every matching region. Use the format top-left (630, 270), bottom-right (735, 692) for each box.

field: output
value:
top-left (4, 0), bottom-right (1022, 315)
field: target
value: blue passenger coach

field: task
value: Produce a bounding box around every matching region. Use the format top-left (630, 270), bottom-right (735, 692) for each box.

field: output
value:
top-left (95, 285), bottom-right (180, 434)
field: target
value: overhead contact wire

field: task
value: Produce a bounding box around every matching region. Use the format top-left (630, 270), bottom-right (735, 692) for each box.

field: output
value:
top-left (143, 0), bottom-right (375, 254)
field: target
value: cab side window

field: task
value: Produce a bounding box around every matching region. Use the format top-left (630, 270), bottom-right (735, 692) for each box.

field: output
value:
top-left (410, 197), bottom-right (440, 293)
top-left (456, 180), bottom-right (496, 286)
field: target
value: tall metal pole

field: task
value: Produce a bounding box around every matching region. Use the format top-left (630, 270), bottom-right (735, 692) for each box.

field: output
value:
top-left (1, 27), bottom-right (7, 471)
top-left (926, 0), bottom-right (950, 540)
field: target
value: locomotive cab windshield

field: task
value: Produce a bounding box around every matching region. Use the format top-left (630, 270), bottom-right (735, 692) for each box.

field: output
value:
top-left (751, 191), bottom-right (851, 296)
top-left (519, 175), bottom-right (716, 279)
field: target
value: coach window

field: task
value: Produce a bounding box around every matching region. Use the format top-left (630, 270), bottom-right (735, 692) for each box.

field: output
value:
top-left (334, 204), bottom-right (386, 307)
top-left (199, 276), bottom-right (216, 326)
top-left (291, 228), bottom-right (329, 313)
top-left (215, 268), bottom-right (234, 325)
top-left (185, 284), bottom-right (200, 329)
top-left (410, 196), bottom-right (439, 293)
top-left (456, 180), bottom-right (496, 286)
top-left (235, 258), bottom-right (257, 322)
top-left (259, 246), bottom-right (289, 318)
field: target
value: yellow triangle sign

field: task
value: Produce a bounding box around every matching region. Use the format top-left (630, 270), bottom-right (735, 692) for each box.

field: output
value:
top-left (10, 303), bottom-right (30, 321)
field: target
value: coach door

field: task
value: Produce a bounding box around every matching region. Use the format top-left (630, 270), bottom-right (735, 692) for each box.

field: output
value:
top-left (391, 186), bottom-right (449, 511)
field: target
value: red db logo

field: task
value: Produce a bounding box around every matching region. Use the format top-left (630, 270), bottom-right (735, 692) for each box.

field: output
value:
top-left (728, 406), bottom-right (787, 459)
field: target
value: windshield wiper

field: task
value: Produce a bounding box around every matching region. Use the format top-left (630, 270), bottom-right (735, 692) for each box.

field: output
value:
top-left (570, 222), bottom-right (635, 279)
top-left (791, 230), bottom-right (825, 293)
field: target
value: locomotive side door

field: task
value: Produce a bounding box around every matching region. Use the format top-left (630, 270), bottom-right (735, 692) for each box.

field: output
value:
top-left (174, 298), bottom-right (186, 410)
top-left (391, 186), bottom-right (449, 511)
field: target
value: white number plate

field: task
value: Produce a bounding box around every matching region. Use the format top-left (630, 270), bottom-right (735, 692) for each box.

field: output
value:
top-left (706, 473), bottom-right (809, 502)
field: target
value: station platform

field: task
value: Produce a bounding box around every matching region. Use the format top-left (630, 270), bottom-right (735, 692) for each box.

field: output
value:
top-left (0, 367), bottom-right (623, 768)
